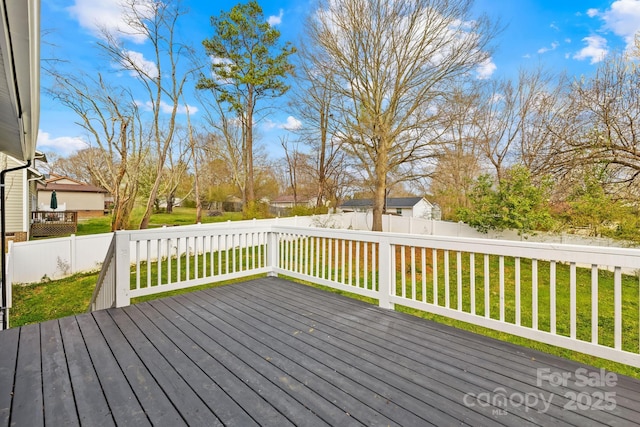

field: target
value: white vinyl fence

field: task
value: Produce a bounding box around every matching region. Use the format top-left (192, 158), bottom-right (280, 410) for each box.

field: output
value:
top-left (8, 217), bottom-right (316, 284)
top-left (9, 233), bottom-right (113, 283)
top-left (8, 213), bottom-right (635, 285)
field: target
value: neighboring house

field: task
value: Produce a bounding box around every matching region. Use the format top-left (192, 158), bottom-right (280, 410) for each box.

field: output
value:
top-left (270, 195), bottom-right (316, 209)
top-left (37, 175), bottom-right (109, 219)
top-left (1, 153), bottom-right (45, 241)
top-left (269, 195), bottom-right (317, 217)
top-left (339, 197), bottom-right (441, 219)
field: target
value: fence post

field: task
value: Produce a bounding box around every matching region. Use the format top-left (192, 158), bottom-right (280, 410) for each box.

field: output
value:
top-left (266, 228), bottom-right (279, 277)
top-left (265, 218), bottom-right (280, 277)
top-left (70, 234), bottom-right (76, 274)
top-left (377, 236), bottom-right (394, 309)
top-left (114, 231), bottom-right (131, 308)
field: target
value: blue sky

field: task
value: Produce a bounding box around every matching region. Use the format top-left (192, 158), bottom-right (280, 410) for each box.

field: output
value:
top-left (38, 0), bottom-right (640, 158)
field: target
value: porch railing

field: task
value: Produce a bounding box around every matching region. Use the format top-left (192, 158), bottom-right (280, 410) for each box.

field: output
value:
top-left (90, 222), bottom-right (640, 368)
top-left (30, 210), bottom-right (78, 237)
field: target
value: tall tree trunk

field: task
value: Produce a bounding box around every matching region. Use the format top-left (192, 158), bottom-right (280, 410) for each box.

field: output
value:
top-left (316, 119), bottom-right (327, 208)
top-left (372, 179), bottom-right (386, 232)
top-left (372, 148), bottom-right (388, 232)
top-left (244, 90), bottom-right (256, 216)
top-left (166, 189), bottom-right (175, 213)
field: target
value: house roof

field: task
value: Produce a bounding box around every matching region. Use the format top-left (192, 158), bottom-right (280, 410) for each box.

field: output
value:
top-left (340, 197), bottom-right (427, 209)
top-left (45, 174), bottom-right (86, 185)
top-left (0, 1), bottom-right (40, 161)
top-left (37, 182), bottom-right (108, 193)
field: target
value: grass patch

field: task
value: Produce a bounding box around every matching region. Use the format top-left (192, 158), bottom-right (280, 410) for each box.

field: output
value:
top-left (72, 207), bottom-right (245, 237)
top-left (10, 271), bottom-right (100, 326)
top-left (10, 269), bottom-right (265, 327)
top-left (77, 216), bottom-right (112, 235)
top-left (131, 206), bottom-right (243, 228)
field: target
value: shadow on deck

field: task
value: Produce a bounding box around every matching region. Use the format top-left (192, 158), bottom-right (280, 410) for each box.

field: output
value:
top-left (1, 277), bottom-right (639, 426)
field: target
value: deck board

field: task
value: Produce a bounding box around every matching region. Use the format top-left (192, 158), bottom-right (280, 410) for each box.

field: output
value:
top-left (11, 324), bottom-right (44, 427)
top-left (40, 320), bottom-right (79, 426)
top-left (58, 315), bottom-right (113, 426)
top-left (1, 277), bottom-right (639, 426)
top-left (0, 327), bottom-right (18, 426)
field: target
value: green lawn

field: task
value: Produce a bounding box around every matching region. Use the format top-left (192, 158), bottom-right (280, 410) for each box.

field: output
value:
top-left (76, 207), bottom-right (244, 235)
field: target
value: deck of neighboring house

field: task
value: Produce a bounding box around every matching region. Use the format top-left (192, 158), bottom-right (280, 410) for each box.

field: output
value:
top-left (1, 277), bottom-right (639, 426)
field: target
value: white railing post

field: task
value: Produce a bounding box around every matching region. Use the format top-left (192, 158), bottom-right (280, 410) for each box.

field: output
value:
top-left (266, 229), bottom-right (279, 277)
top-left (378, 236), bottom-right (394, 309)
top-left (114, 231), bottom-right (131, 308)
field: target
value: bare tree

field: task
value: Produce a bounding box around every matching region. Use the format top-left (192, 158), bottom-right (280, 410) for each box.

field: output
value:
top-left (475, 77), bottom-right (519, 182)
top-left (429, 83), bottom-right (484, 219)
top-left (291, 41), bottom-right (347, 208)
top-left (475, 67), bottom-right (562, 183)
top-left (563, 52), bottom-right (640, 184)
top-left (280, 136), bottom-right (301, 202)
top-left (98, 0), bottom-right (197, 229)
top-left (185, 106), bottom-right (203, 223)
top-left (46, 148), bottom-right (107, 186)
top-left (306, 0), bottom-right (497, 230)
top-left (47, 74), bottom-right (146, 231)
top-left (195, 90), bottom-right (246, 200)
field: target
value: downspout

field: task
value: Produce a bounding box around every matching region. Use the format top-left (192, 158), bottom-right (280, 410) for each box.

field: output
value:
top-left (1, 159), bottom-right (31, 329)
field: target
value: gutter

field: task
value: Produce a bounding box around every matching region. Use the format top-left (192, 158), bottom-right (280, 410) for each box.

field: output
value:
top-left (1, 159), bottom-right (30, 329)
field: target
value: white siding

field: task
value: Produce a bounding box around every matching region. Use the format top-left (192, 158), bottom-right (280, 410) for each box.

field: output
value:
top-left (412, 199), bottom-right (433, 218)
top-left (2, 155), bottom-right (27, 233)
top-left (38, 190), bottom-right (105, 211)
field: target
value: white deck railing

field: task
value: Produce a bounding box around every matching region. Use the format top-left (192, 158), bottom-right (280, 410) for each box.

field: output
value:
top-left (90, 222), bottom-right (640, 368)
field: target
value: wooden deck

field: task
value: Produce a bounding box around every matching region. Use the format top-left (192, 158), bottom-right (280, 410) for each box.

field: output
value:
top-left (1, 277), bottom-right (639, 426)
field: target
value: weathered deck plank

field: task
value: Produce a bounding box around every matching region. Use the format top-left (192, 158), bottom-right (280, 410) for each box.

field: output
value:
top-left (0, 327), bottom-right (18, 426)
top-left (58, 315), bottom-right (113, 426)
top-left (40, 320), bottom-right (79, 426)
top-left (11, 324), bottom-right (44, 427)
top-left (1, 277), bottom-right (639, 426)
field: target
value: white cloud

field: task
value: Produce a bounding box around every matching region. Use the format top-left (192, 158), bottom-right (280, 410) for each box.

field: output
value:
top-left (476, 58), bottom-right (496, 79)
top-left (565, 38), bottom-right (572, 43)
top-left (268, 9), bottom-right (284, 26)
top-left (67, 0), bottom-right (151, 43)
top-left (263, 116), bottom-right (302, 131)
top-left (550, 22), bottom-right (560, 31)
top-left (37, 131), bottom-right (88, 156)
top-left (282, 116), bottom-right (302, 130)
top-left (587, 8), bottom-right (600, 18)
top-left (121, 50), bottom-right (159, 79)
top-left (573, 35), bottom-right (609, 63)
top-left (601, 0), bottom-right (640, 52)
top-left (537, 41), bottom-right (559, 54)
